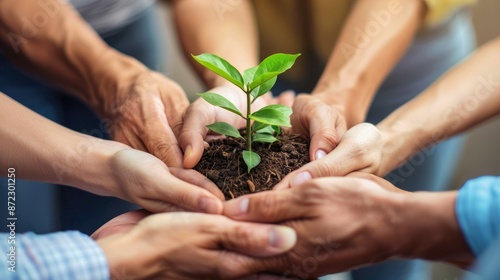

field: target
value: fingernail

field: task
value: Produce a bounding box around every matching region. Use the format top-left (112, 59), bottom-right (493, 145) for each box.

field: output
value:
top-left (315, 149), bottom-right (327, 160)
top-left (183, 145), bottom-right (193, 165)
top-left (291, 171), bottom-right (312, 188)
top-left (239, 197), bottom-right (249, 214)
top-left (203, 141), bottom-right (210, 149)
top-left (269, 226), bottom-right (297, 250)
top-left (199, 197), bottom-right (222, 214)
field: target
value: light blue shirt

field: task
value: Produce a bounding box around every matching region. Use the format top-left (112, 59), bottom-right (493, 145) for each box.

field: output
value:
top-left (0, 231), bottom-right (109, 279)
top-left (456, 176), bottom-right (500, 256)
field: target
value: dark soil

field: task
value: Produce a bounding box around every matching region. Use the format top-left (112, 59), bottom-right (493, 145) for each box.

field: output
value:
top-left (194, 131), bottom-right (310, 200)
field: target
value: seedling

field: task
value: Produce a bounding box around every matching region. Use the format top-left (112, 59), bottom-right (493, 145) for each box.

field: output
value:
top-left (192, 53), bottom-right (300, 172)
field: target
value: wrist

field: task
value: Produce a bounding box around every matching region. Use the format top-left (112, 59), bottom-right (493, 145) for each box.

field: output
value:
top-left (72, 138), bottom-right (130, 198)
top-left (98, 229), bottom-right (158, 279)
top-left (375, 124), bottom-right (420, 176)
top-left (395, 191), bottom-right (473, 262)
top-left (86, 49), bottom-right (149, 118)
top-left (312, 71), bottom-right (369, 127)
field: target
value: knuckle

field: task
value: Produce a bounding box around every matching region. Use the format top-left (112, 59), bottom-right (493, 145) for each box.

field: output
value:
top-left (297, 179), bottom-right (325, 203)
top-left (318, 129), bottom-right (340, 149)
top-left (315, 160), bottom-right (340, 177)
top-left (253, 194), bottom-right (282, 219)
top-left (227, 224), bottom-right (258, 250)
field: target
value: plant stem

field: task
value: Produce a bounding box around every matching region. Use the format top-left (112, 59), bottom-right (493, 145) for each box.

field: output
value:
top-left (246, 91), bottom-right (252, 152)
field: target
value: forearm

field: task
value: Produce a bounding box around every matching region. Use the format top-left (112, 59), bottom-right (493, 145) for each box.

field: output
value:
top-left (314, 0), bottom-right (426, 126)
top-left (0, 94), bottom-right (128, 196)
top-left (377, 38), bottom-right (500, 175)
top-left (0, 0), bottom-right (147, 116)
top-left (393, 191), bottom-right (474, 266)
top-left (173, 0), bottom-right (258, 88)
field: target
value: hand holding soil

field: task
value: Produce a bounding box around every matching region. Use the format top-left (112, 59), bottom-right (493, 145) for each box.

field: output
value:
top-left (93, 210), bottom-right (297, 279)
top-left (274, 123), bottom-right (385, 190)
top-left (223, 176), bottom-right (409, 278)
top-left (106, 71), bottom-right (189, 168)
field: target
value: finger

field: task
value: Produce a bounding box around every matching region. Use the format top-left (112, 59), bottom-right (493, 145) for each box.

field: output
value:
top-left (91, 209), bottom-right (151, 240)
top-left (144, 172), bottom-right (224, 214)
top-left (277, 123), bottom-right (381, 188)
top-left (144, 116), bottom-right (184, 167)
top-left (347, 172), bottom-right (406, 193)
top-left (114, 150), bottom-right (224, 214)
top-left (206, 217), bottom-right (296, 257)
top-left (223, 188), bottom-right (310, 223)
top-left (291, 95), bottom-right (345, 161)
top-left (169, 167), bottom-right (225, 200)
top-left (179, 101), bottom-right (215, 169)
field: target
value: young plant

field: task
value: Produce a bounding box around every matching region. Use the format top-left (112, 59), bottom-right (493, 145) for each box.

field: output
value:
top-left (192, 53), bottom-right (300, 173)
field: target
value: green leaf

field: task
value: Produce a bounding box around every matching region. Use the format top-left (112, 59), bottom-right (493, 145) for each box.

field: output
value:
top-left (248, 53), bottom-right (300, 92)
top-left (192, 54), bottom-right (244, 89)
top-left (253, 133), bottom-right (278, 144)
top-left (249, 105), bottom-right (292, 127)
top-left (256, 126), bottom-right (275, 135)
top-left (272, 125), bottom-right (281, 136)
top-left (206, 122), bottom-right (242, 138)
top-left (251, 77), bottom-right (277, 102)
top-left (242, 150), bottom-right (261, 173)
top-left (243, 66), bottom-right (276, 101)
top-left (197, 92), bottom-right (243, 117)
top-left (252, 121), bottom-right (269, 132)
top-left (243, 66), bottom-right (258, 85)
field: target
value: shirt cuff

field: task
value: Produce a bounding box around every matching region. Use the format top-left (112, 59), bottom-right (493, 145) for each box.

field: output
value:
top-left (424, 0), bottom-right (477, 24)
top-left (18, 231), bottom-right (109, 280)
top-left (456, 176), bottom-right (500, 256)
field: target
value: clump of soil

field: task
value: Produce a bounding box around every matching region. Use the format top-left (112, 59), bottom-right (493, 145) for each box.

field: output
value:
top-left (194, 131), bottom-right (309, 200)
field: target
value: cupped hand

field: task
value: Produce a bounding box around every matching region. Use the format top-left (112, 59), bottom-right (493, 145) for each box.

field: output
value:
top-left (179, 85), bottom-right (295, 169)
top-left (106, 71), bottom-right (189, 167)
top-left (223, 176), bottom-right (406, 278)
top-left (290, 94), bottom-right (347, 161)
top-left (96, 211), bottom-right (297, 279)
top-left (274, 123), bottom-right (384, 189)
top-left (109, 148), bottom-right (224, 214)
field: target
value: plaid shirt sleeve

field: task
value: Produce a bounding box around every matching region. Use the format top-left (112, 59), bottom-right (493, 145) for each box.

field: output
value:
top-left (1, 231), bottom-right (109, 280)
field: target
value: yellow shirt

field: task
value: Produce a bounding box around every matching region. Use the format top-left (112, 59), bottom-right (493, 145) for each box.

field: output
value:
top-left (252, 0), bottom-right (476, 82)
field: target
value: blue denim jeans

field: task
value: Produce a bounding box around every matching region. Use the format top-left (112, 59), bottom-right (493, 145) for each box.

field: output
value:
top-left (0, 6), bottom-right (165, 235)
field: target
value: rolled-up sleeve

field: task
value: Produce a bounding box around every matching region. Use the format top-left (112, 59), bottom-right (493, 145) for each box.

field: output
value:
top-left (0, 231), bottom-right (109, 280)
top-left (424, 0), bottom-right (477, 24)
top-left (456, 176), bottom-right (500, 256)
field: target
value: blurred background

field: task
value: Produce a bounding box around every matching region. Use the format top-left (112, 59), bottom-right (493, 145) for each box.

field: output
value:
top-left (157, 0), bottom-right (499, 279)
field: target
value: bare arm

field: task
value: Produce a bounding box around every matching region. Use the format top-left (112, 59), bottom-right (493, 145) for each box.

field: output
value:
top-left (315, 0), bottom-right (426, 125)
top-left (0, 93), bottom-right (224, 213)
top-left (172, 0), bottom-right (258, 88)
top-left (377, 37), bottom-right (500, 175)
top-left (290, 0), bottom-right (427, 161)
top-left (0, 0), bottom-right (190, 167)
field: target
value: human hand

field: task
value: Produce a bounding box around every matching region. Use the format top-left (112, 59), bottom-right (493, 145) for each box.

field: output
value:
top-left (224, 177), bottom-right (402, 278)
top-left (180, 86), bottom-right (295, 168)
top-left (224, 176), bottom-right (471, 278)
top-left (107, 148), bottom-right (224, 214)
top-left (289, 93), bottom-right (347, 161)
top-left (95, 211), bottom-right (297, 279)
top-left (104, 70), bottom-right (189, 167)
top-left (275, 123), bottom-right (384, 189)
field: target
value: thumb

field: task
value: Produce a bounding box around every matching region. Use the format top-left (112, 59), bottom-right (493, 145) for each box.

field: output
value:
top-left (217, 220), bottom-right (297, 257)
top-left (144, 118), bottom-right (184, 167)
top-left (178, 103), bottom-right (213, 169)
top-left (276, 123), bottom-right (381, 189)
